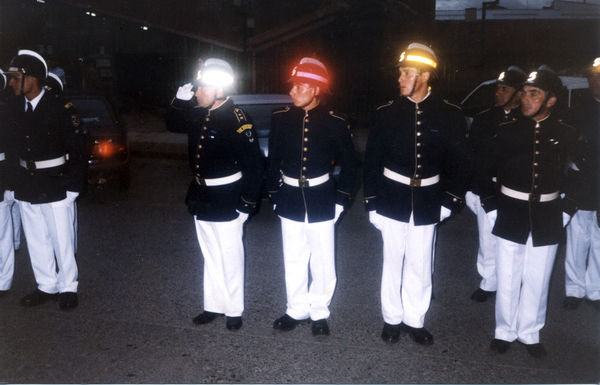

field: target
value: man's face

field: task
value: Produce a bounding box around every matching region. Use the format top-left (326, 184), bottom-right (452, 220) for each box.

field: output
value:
top-left (194, 86), bottom-right (217, 108)
top-left (7, 73), bottom-right (35, 96)
top-left (521, 85), bottom-right (555, 119)
top-left (398, 66), bottom-right (423, 97)
top-left (589, 71), bottom-right (600, 99)
top-left (494, 84), bottom-right (519, 107)
top-left (289, 82), bottom-right (318, 110)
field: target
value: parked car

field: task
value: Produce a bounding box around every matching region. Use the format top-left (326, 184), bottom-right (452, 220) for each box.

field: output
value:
top-left (461, 76), bottom-right (589, 127)
top-left (66, 90), bottom-right (131, 190)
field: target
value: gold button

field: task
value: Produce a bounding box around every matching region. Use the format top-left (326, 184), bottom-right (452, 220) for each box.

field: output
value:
top-left (304, 147), bottom-right (307, 151)
top-left (196, 155), bottom-right (200, 158)
top-left (534, 173), bottom-right (539, 177)
top-left (198, 145), bottom-right (202, 149)
top-left (301, 176), bottom-right (306, 180)
top-left (533, 162), bottom-right (538, 166)
top-left (304, 138), bottom-right (308, 142)
top-left (196, 165), bottom-right (199, 168)
top-left (535, 151), bottom-right (540, 155)
top-left (201, 136), bottom-right (204, 139)
top-left (417, 121), bottom-right (422, 125)
top-left (417, 154), bottom-right (421, 158)
top-left (453, 198), bottom-right (458, 202)
top-left (417, 132), bottom-right (422, 136)
top-left (416, 143), bottom-right (421, 147)
top-left (535, 140), bottom-right (540, 144)
top-left (365, 199), bottom-right (369, 203)
top-left (534, 185), bottom-right (539, 189)
top-left (415, 174), bottom-right (420, 178)
top-left (203, 126), bottom-right (207, 130)
top-left (417, 165), bottom-right (422, 169)
top-left (304, 128), bottom-right (308, 132)
top-left (303, 157), bottom-right (307, 161)
top-left (302, 167), bottom-right (306, 171)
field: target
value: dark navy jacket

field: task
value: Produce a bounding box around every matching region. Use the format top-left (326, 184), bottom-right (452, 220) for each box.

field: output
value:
top-left (468, 105), bottom-right (522, 195)
top-left (5, 90), bottom-right (87, 204)
top-left (363, 94), bottom-right (472, 226)
top-left (267, 103), bottom-right (358, 223)
top-left (478, 114), bottom-right (579, 246)
top-left (166, 97), bottom-right (264, 221)
top-left (562, 94), bottom-right (600, 211)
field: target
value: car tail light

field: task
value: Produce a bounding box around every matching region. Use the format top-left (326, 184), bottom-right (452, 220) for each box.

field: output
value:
top-left (93, 139), bottom-right (126, 158)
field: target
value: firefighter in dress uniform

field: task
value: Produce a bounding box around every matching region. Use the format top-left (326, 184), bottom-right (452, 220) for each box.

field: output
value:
top-left (268, 57), bottom-right (358, 336)
top-left (4, 50), bottom-right (87, 310)
top-left (466, 66), bottom-right (527, 303)
top-left (166, 58), bottom-right (263, 331)
top-left (562, 57), bottom-right (600, 312)
top-left (0, 68), bottom-right (15, 298)
top-left (363, 43), bottom-right (472, 346)
top-left (478, 66), bottom-right (579, 358)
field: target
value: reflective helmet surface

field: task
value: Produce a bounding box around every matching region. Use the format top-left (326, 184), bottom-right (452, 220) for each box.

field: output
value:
top-left (523, 65), bottom-right (564, 98)
top-left (5, 50), bottom-right (48, 81)
top-left (397, 43), bottom-right (437, 73)
top-left (195, 58), bottom-right (235, 93)
top-left (496, 66), bottom-right (527, 89)
top-left (287, 57), bottom-right (330, 92)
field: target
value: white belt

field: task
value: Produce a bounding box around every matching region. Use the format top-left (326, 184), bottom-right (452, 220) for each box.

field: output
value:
top-left (383, 167), bottom-right (440, 187)
top-left (0, 153), bottom-right (5, 161)
top-left (196, 171), bottom-right (242, 187)
top-left (283, 173), bottom-right (329, 188)
top-left (500, 185), bottom-right (560, 203)
top-left (20, 155), bottom-right (66, 170)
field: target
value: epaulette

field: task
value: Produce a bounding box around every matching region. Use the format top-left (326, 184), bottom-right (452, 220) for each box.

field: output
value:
top-left (233, 107), bottom-right (248, 123)
top-left (329, 111), bottom-right (348, 121)
top-left (557, 119), bottom-right (577, 132)
top-left (475, 107), bottom-right (492, 116)
top-left (64, 102), bottom-right (75, 110)
top-left (443, 100), bottom-right (462, 110)
top-left (498, 119), bottom-right (518, 127)
top-left (376, 101), bottom-right (394, 111)
top-left (273, 106), bottom-right (290, 114)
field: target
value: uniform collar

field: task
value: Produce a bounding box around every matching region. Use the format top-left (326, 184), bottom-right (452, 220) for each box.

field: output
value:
top-left (25, 88), bottom-right (45, 111)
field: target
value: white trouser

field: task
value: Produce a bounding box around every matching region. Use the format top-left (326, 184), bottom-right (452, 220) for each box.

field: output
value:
top-left (194, 215), bottom-right (246, 317)
top-left (495, 235), bottom-right (557, 344)
top-left (0, 192), bottom-right (15, 290)
top-left (370, 212), bottom-right (436, 328)
top-left (465, 191), bottom-right (498, 291)
top-left (279, 215), bottom-right (337, 321)
top-left (17, 194), bottom-right (79, 294)
top-left (565, 210), bottom-right (600, 301)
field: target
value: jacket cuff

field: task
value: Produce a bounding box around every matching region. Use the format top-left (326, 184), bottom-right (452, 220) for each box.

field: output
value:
top-left (363, 196), bottom-right (376, 211)
top-left (237, 197), bottom-right (257, 214)
top-left (562, 196), bottom-right (579, 217)
top-left (335, 190), bottom-right (352, 208)
top-left (479, 195), bottom-right (497, 213)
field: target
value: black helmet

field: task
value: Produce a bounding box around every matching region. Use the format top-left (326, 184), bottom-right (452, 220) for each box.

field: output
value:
top-left (5, 50), bottom-right (48, 81)
top-left (523, 65), bottom-right (564, 98)
top-left (44, 72), bottom-right (64, 95)
top-left (496, 66), bottom-right (527, 89)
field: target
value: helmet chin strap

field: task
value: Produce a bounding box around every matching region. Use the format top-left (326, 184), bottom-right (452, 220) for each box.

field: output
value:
top-left (530, 95), bottom-right (549, 120)
top-left (499, 89), bottom-right (518, 110)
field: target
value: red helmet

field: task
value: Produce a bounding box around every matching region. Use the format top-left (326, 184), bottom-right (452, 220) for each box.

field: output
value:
top-left (288, 57), bottom-right (330, 93)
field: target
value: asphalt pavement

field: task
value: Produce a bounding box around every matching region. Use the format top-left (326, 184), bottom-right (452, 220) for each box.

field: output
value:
top-left (0, 108), bottom-right (598, 384)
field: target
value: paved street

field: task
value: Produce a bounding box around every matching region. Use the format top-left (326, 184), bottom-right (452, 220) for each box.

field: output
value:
top-left (0, 110), bottom-right (598, 383)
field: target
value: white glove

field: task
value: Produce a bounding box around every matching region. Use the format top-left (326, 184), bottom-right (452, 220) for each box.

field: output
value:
top-left (440, 206), bottom-right (452, 222)
top-left (236, 210), bottom-right (249, 223)
top-left (66, 191), bottom-right (79, 204)
top-left (563, 212), bottom-right (571, 228)
top-left (176, 83), bottom-right (194, 101)
top-left (487, 210), bottom-right (497, 227)
top-left (334, 204), bottom-right (344, 223)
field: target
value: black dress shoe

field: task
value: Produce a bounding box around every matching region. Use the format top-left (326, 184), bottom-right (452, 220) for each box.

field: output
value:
top-left (490, 338), bottom-right (511, 354)
top-left (311, 319), bottom-right (330, 336)
top-left (193, 311), bottom-right (219, 325)
top-left (226, 316), bottom-right (243, 331)
top-left (59, 292), bottom-right (79, 310)
top-left (525, 343), bottom-right (547, 358)
top-left (381, 323), bottom-right (401, 344)
top-left (273, 314), bottom-right (309, 331)
top-left (563, 296), bottom-right (582, 310)
top-left (400, 324), bottom-right (433, 345)
top-left (585, 298), bottom-right (600, 312)
top-left (20, 289), bottom-right (59, 307)
top-left (471, 288), bottom-right (495, 302)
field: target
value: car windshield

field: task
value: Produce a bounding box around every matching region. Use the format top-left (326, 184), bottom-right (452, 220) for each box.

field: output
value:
top-left (71, 98), bottom-right (115, 127)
